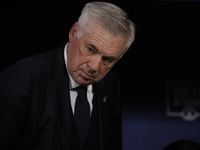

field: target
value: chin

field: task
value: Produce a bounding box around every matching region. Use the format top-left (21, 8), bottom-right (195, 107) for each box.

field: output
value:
top-left (75, 78), bottom-right (93, 86)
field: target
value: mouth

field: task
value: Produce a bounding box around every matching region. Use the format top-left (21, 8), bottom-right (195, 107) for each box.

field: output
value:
top-left (82, 71), bottom-right (95, 80)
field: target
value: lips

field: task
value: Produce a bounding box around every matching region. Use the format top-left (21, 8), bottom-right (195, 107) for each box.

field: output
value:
top-left (82, 71), bottom-right (94, 79)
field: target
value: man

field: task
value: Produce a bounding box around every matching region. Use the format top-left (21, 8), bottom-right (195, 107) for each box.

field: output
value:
top-left (0, 2), bottom-right (135, 150)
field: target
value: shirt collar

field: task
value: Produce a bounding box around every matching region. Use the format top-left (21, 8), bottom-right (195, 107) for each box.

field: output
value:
top-left (64, 43), bottom-right (93, 93)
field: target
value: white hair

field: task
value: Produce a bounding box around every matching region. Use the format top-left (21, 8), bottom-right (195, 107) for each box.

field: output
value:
top-left (77, 2), bottom-right (135, 53)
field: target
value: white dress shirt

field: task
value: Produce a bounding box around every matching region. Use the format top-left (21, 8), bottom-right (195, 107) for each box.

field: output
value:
top-left (64, 44), bottom-right (93, 115)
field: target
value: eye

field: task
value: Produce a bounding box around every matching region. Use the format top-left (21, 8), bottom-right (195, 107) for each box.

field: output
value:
top-left (88, 47), bottom-right (95, 54)
top-left (103, 57), bottom-right (114, 65)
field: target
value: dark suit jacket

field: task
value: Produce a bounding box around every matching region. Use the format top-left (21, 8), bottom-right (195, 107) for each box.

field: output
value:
top-left (0, 44), bottom-right (122, 150)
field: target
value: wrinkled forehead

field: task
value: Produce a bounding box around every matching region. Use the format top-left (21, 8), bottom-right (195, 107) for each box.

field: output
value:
top-left (86, 24), bottom-right (126, 48)
top-left (82, 22), bottom-right (126, 39)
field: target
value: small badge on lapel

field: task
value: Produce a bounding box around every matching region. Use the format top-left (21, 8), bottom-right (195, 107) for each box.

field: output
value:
top-left (103, 96), bottom-right (107, 102)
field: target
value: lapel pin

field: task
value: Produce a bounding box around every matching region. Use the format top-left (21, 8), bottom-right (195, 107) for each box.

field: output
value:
top-left (103, 96), bottom-right (107, 102)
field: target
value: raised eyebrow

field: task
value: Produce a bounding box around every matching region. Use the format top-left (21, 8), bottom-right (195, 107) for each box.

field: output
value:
top-left (103, 56), bottom-right (117, 61)
top-left (88, 44), bottom-right (99, 52)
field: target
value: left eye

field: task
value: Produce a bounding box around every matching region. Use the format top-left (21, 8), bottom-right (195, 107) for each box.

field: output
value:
top-left (103, 58), bottom-right (113, 65)
top-left (88, 48), bottom-right (95, 54)
top-left (88, 48), bottom-right (93, 52)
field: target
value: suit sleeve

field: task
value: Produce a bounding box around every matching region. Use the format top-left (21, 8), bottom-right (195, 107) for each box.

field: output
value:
top-left (0, 63), bottom-right (31, 149)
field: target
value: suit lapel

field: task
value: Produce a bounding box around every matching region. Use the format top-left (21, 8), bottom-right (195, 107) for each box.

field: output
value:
top-left (95, 80), bottom-right (108, 150)
top-left (49, 45), bottom-right (78, 150)
top-left (50, 78), bottom-right (74, 149)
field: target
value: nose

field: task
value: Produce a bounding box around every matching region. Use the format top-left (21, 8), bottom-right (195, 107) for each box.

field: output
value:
top-left (87, 56), bottom-right (101, 73)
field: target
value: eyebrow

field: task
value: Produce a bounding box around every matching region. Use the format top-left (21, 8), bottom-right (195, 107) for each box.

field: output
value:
top-left (103, 56), bottom-right (117, 61)
top-left (88, 44), bottom-right (118, 61)
top-left (88, 44), bottom-right (98, 52)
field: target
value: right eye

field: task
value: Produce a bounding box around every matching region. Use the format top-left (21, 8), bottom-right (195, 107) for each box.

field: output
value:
top-left (87, 47), bottom-right (95, 54)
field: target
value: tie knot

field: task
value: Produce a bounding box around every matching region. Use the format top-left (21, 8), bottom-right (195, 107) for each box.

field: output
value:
top-left (76, 86), bottom-right (87, 98)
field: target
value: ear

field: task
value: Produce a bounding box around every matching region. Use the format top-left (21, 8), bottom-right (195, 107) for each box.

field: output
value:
top-left (69, 22), bottom-right (79, 42)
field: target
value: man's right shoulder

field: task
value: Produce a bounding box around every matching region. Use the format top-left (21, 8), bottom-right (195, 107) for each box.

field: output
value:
top-left (17, 50), bottom-right (54, 70)
top-left (2, 44), bottom-right (65, 76)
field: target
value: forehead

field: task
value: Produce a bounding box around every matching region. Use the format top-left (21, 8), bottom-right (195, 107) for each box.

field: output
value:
top-left (81, 24), bottom-right (126, 57)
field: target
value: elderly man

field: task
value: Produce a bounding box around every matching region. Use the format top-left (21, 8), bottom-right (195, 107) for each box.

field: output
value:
top-left (0, 2), bottom-right (135, 150)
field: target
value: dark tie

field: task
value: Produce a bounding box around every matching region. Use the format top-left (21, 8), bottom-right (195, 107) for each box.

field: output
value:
top-left (74, 86), bottom-right (90, 149)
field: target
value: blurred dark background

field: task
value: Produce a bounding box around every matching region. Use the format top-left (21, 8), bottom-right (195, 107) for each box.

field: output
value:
top-left (1, 1), bottom-right (200, 150)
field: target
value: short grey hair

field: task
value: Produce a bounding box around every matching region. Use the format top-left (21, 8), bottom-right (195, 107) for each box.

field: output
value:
top-left (77, 2), bottom-right (135, 53)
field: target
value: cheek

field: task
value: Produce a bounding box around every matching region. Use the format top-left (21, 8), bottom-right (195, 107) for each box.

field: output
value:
top-left (71, 48), bottom-right (87, 69)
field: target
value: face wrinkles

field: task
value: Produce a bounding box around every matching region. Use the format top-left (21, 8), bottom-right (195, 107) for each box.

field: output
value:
top-left (88, 26), bottom-right (125, 60)
top-left (67, 22), bottom-right (126, 86)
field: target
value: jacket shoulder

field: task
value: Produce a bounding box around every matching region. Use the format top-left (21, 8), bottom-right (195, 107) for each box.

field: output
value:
top-left (16, 50), bottom-right (53, 73)
top-left (3, 44), bottom-right (65, 78)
